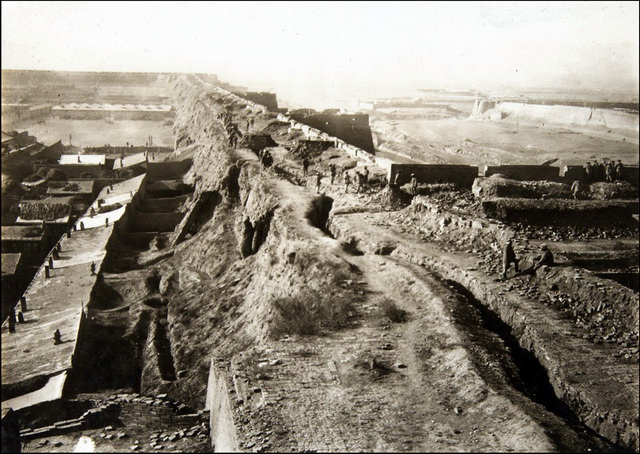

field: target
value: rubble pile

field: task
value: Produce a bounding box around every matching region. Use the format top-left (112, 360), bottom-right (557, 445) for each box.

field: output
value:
top-left (472, 177), bottom-right (571, 199)
top-left (589, 181), bottom-right (638, 200)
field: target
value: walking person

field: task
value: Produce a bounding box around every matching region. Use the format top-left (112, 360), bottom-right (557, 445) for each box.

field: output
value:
top-left (344, 171), bottom-right (351, 193)
top-left (571, 180), bottom-right (582, 200)
top-left (330, 164), bottom-right (337, 185)
top-left (583, 161), bottom-right (593, 183)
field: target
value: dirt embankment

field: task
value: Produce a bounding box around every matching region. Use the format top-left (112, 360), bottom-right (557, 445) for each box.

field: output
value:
top-left (111, 78), bottom-right (636, 451)
top-left (141, 79), bottom-right (363, 408)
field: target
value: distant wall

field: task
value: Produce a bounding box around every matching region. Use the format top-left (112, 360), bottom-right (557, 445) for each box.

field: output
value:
top-left (206, 361), bottom-right (239, 453)
top-left (561, 165), bottom-right (639, 187)
top-left (390, 163), bottom-right (480, 188)
top-left (45, 164), bottom-right (104, 179)
top-left (290, 113), bottom-right (375, 153)
top-left (232, 92), bottom-right (278, 111)
top-left (85, 146), bottom-right (172, 154)
top-left (52, 109), bottom-right (171, 121)
top-left (484, 165), bottom-right (561, 182)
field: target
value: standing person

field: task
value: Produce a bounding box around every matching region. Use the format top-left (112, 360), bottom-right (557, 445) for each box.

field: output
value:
top-left (615, 160), bottom-right (624, 181)
top-left (501, 238), bottom-right (519, 280)
top-left (330, 164), bottom-right (337, 185)
top-left (53, 329), bottom-right (62, 345)
top-left (605, 160), bottom-right (614, 183)
top-left (409, 173), bottom-right (418, 195)
top-left (344, 171), bottom-right (351, 193)
top-left (363, 167), bottom-right (369, 186)
top-left (595, 160), bottom-right (605, 182)
top-left (584, 161), bottom-right (593, 183)
top-left (571, 180), bottom-right (582, 200)
top-left (355, 171), bottom-right (365, 193)
top-left (315, 172), bottom-right (322, 194)
top-left (302, 157), bottom-right (309, 176)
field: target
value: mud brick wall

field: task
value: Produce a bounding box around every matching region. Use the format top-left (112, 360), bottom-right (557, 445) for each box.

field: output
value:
top-left (561, 165), bottom-right (639, 187)
top-left (147, 159), bottom-right (192, 180)
top-left (136, 195), bottom-right (188, 213)
top-left (390, 163), bottom-right (480, 188)
top-left (291, 113), bottom-right (375, 153)
top-left (127, 212), bottom-right (184, 233)
top-left (620, 166), bottom-right (639, 187)
top-left (484, 165), bottom-right (561, 182)
top-left (562, 165), bottom-right (588, 184)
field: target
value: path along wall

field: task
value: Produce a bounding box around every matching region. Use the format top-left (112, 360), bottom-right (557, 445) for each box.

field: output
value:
top-left (206, 361), bottom-right (239, 452)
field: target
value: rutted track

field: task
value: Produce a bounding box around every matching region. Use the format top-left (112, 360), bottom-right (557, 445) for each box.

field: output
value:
top-left (328, 209), bottom-right (639, 451)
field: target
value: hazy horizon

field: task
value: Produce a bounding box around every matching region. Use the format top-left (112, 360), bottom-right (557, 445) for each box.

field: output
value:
top-left (2, 1), bottom-right (639, 109)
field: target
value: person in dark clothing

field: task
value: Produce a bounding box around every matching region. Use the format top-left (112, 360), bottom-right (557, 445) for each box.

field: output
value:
top-left (605, 160), bottom-right (614, 183)
top-left (533, 244), bottom-right (554, 271)
top-left (594, 160), bottom-right (605, 182)
top-left (615, 160), bottom-right (624, 181)
top-left (53, 329), bottom-right (62, 345)
top-left (501, 238), bottom-right (519, 279)
top-left (302, 157), bottom-right (309, 176)
top-left (409, 173), bottom-right (418, 195)
top-left (344, 171), bottom-right (351, 192)
top-left (584, 161), bottom-right (593, 183)
top-left (330, 164), bottom-right (337, 184)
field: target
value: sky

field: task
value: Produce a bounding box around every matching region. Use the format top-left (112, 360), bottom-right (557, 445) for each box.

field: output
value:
top-left (2, 1), bottom-right (639, 107)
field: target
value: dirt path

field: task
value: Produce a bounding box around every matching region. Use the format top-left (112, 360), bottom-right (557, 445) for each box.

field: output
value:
top-left (253, 151), bottom-right (609, 451)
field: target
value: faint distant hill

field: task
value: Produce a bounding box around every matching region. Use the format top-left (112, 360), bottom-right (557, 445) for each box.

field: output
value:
top-left (2, 69), bottom-right (218, 87)
top-left (1, 70), bottom-right (219, 105)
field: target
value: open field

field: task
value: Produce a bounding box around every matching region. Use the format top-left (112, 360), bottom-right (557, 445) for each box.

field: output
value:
top-left (371, 115), bottom-right (640, 166)
top-left (8, 119), bottom-right (175, 148)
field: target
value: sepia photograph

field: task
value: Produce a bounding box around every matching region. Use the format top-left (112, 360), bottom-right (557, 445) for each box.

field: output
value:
top-left (1, 1), bottom-right (638, 452)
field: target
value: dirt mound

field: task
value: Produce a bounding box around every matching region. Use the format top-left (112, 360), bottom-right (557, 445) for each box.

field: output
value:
top-left (259, 119), bottom-right (288, 136)
top-left (367, 184), bottom-right (412, 209)
top-left (589, 181), bottom-right (638, 200)
top-left (473, 177), bottom-right (571, 199)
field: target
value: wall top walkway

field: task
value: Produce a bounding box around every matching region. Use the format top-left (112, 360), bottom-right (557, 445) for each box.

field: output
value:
top-left (1, 175), bottom-right (145, 395)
